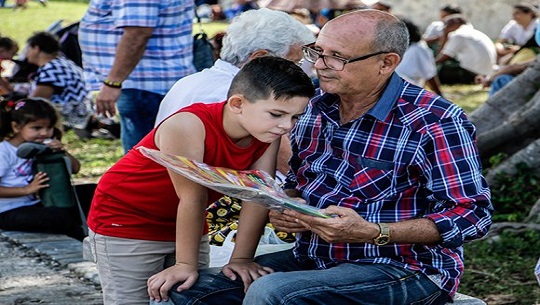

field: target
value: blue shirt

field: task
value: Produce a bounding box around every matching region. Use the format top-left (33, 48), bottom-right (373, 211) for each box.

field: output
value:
top-left (285, 73), bottom-right (493, 297)
top-left (78, 0), bottom-right (196, 95)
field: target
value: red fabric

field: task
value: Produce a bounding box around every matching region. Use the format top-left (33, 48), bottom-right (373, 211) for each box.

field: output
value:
top-left (88, 101), bottom-right (270, 241)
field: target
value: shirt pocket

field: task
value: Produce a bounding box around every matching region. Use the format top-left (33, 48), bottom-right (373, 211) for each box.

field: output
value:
top-left (349, 157), bottom-right (395, 201)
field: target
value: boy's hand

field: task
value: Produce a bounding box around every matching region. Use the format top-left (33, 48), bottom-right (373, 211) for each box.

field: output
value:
top-left (222, 259), bottom-right (274, 292)
top-left (147, 263), bottom-right (198, 302)
top-left (26, 172), bottom-right (49, 194)
top-left (269, 209), bottom-right (309, 233)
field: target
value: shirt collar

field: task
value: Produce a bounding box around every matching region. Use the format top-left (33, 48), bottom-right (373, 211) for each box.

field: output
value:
top-left (366, 72), bottom-right (403, 121)
top-left (212, 59), bottom-right (240, 76)
top-left (314, 73), bottom-right (403, 122)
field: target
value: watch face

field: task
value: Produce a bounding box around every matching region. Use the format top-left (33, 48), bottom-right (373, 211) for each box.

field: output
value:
top-left (375, 236), bottom-right (390, 245)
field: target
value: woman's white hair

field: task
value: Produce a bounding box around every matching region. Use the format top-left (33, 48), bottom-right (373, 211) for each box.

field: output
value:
top-left (220, 8), bottom-right (315, 66)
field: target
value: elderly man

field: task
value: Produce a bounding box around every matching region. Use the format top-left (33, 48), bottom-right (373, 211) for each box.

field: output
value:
top-left (165, 9), bottom-right (493, 305)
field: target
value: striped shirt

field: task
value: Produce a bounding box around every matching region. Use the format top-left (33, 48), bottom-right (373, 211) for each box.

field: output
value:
top-left (78, 0), bottom-right (196, 95)
top-left (285, 73), bottom-right (493, 297)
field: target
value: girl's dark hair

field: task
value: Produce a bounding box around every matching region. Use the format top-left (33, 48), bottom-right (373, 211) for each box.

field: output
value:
top-left (227, 56), bottom-right (315, 102)
top-left (400, 18), bottom-right (421, 44)
top-left (26, 31), bottom-right (61, 54)
top-left (0, 36), bottom-right (17, 52)
top-left (0, 97), bottom-right (60, 139)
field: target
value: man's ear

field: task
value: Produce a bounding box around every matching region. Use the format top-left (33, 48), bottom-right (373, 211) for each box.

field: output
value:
top-left (380, 53), bottom-right (401, 75)
top-left (227, 94), bottom-right (245, 114)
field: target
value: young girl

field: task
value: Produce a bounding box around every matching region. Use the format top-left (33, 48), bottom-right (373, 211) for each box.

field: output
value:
top-left (0, 97), bottom-right (85, 241)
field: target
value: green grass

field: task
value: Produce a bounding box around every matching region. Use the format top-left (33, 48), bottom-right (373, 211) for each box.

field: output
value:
top-left (0, 0), bottom-right (228, 50)
top-left (0, 1), bottom-right (88, 47)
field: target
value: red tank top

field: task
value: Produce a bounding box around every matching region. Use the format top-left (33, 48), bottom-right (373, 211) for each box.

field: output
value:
top-left (87, 101), bottom-right (270, 241)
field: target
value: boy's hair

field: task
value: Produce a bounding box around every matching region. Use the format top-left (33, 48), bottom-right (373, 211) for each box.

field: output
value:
top-left (227, 56), bottom-right (315, 102)
top-left (0, 37), bottom-right (18, 52)
top-left (0, 97), bottom-right (60, 139)
top-left (26, 31), bottom-right (61, 55)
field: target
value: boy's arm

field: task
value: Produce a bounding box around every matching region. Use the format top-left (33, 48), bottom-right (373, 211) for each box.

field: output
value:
top-left (221, 139), bottom-right (280, 291)
top-left (147, 112), bottom-right (208, 301)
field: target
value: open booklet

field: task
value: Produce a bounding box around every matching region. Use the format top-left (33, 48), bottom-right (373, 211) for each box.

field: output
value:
top-left (138, 147), bottom-right (331, 218)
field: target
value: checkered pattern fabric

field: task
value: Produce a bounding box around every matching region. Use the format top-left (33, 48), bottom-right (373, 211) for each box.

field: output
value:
top-left (285, 74), bottom-right (493, 297)
top-left (78, 0), bottom-right (196, 95)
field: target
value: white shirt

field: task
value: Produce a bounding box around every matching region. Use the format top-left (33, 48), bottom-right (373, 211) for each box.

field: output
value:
top-left (155, 59), bottom-right (240, 126)
top-left (423, 21), bottom-right (444, 41)
top-left (396, 41), bottom-right (437, 87)
top-left (0, 141), bottom-right (40, 214)
top-left (442, 25), bottom-right (497, 75)
top-left (499, 19), bottom-right (539, 46)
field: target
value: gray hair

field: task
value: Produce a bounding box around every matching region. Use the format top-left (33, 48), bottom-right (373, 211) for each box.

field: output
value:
top-left (372, 17), bottom-right (409, 58)
top-left (220, 8), bottom-right (315, 66)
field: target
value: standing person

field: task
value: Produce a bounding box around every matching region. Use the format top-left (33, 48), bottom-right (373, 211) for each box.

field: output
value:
top-left (0, 97), bottom-right (85, 241)
top-left (167, 9), bottom-right (493, 305)
top-left (78, 0), bottom-right (196, 153)
top-left (435, 14), bottom-right (497, 84)
top-left (25, 32), bottom-right (90, 128)
top-left (85, 57), bottom-right (314, 305)
top-left (155, 7), bottom-right (314, 125)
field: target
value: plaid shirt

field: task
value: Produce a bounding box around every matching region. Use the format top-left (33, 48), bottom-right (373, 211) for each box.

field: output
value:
top-left (285, 73), bottom-right (493, 297)
top-left (78, 0), bottom-right (196, 95)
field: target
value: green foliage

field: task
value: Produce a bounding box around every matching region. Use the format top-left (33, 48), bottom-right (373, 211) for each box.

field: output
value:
top-left (460, 230), bottom-right (540, 305)
top-left (490, 162), bottom-right (540, 222)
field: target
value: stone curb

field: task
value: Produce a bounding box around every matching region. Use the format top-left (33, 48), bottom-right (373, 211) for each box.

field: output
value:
top-left (0, 230), bottom-right (101, 287)
top-left (0, 230), bottom-right (486, 304)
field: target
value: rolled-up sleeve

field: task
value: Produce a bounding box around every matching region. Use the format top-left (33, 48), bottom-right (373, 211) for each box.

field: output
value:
top-left (422, 116), bottom-right (493, 248)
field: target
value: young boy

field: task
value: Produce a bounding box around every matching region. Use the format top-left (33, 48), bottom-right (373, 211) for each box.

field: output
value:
top-left (85, 56), bottom-right (315, 305)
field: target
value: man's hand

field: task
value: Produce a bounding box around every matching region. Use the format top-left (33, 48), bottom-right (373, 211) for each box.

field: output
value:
top-left (95, 85), bottom-right (121, 117)
top-left (147, 263), bottom-right (198, 302)
top-left (269, 209), bottom-right (309, 233)
top-left (281, 205), bottom-right (379, 244)
top-left (222, 258), bottom-right (274, 292)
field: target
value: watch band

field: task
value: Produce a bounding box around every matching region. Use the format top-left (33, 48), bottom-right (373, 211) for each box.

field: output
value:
top-left (373, 223), bottom-right (390, 246)
top-left (103, 79), bottom-right (122, 89)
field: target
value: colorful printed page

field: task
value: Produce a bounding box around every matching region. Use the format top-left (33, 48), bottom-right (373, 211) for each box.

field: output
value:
top-left (138, 147), bottom-right (330, 218)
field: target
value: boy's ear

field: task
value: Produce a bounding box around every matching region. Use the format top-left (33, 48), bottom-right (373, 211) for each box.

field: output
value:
top-left (227, 95), bottom-right (245, 114)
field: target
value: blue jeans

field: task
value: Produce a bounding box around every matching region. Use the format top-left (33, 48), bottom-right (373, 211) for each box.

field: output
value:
top-left (489, 74), bottom-right (514, 97)
top-left (116, 89), bottom-right (164, 153)
top-left (168, 250), bottom-right (448, 305)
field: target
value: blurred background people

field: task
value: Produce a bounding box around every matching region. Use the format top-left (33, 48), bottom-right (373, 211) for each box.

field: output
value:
top-left (396, 18), bottom-right (443, 96)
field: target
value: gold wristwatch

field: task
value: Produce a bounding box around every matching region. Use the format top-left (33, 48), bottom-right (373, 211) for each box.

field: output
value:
top-left (373, 223), bottom-right (390, 246)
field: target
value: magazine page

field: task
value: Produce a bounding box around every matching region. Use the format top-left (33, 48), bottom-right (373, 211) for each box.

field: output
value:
top-left (138, 147), bottom-right (330, 218)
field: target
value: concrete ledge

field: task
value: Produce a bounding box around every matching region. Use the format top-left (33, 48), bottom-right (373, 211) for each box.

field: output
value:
top-left (452, 292), bottom-right (486, 304)
top-left (0, 230), bottom-right (101, 286)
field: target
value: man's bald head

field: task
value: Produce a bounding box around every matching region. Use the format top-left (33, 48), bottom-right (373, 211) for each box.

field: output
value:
top-left (323, 9), bottom-right (409, 58)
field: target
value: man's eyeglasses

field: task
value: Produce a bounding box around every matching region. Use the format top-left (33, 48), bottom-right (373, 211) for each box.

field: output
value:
top-left (302, 43), bottom-right (390, 71)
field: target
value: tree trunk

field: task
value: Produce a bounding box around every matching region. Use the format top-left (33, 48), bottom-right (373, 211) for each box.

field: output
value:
top-left (486, 139), bottom-right (540, 185)
top-left (476, 90), bottom-right (540, 157)
top-left (469, 55), bottom-right (540, 134)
